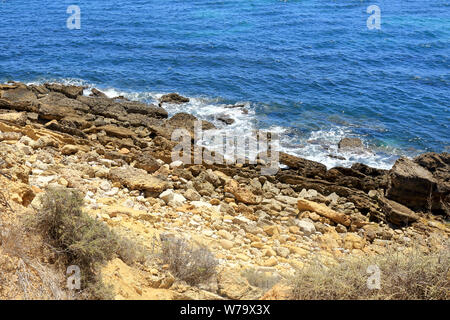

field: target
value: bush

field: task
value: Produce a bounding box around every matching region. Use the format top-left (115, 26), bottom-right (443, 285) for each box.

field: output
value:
top-left (31, 187), bottom-right (119, 299)
top-left (160, 237), bottom-right (218, 285)
top-left (291, 245), bottom-right (450, 300)
top-left (117, 236), bottom-right (150, 266)
top-left (241, 268), bottom-right (281, 290)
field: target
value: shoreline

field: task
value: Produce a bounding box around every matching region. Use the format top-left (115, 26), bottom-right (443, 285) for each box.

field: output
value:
top-left (20, 79), bottom-right (416, 170)
top-left (0, 81), bottom-right (448, 300)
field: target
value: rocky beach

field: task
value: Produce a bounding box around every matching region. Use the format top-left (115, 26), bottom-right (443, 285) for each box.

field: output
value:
top-left (0, 82), bottom-right (448, 300)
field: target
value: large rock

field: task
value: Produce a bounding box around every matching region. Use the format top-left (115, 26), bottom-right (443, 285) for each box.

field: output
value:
top-left (45, 83), bottom-right (84, 99)
top-left (279, 152), bottom-right (327, 178)
top-left (386, 154), bottom-right (449, 215)
top-left (378, 197), bottom-right (419, 226)
top-left (224, 179), bottom-right (261, 205)
top-left (109, 167), bottom-right (168, 195)
top-left (297, 199), bottom-right (351, 226)
top-left (0, 85), bottom-right (37, 102)
top-left (159, 93), bottom-right (189, 105)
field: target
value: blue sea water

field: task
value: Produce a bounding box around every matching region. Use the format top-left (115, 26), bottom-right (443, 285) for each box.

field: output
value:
top-left (0, 0), bottom-right (449, 169)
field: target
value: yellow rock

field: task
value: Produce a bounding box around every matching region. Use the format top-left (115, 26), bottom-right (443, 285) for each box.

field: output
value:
top-left (297, 199), bottom-right (351, 226)
top-left (262, 257), bottom-right (278, 267)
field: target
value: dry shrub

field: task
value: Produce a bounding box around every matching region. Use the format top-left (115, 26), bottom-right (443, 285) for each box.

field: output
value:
top-left (30, 187), bottom-right (119, 299)
top-left (160, 237), bottom-right (218, 285)
top-left (242, 268), bottom-right (281, 291)
top-left (292, 245), bottom-right (450, 300)
top-left (117, 236), bottom-right (151, 266)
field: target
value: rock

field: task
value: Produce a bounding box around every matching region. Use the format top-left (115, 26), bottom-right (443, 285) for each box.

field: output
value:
top-left (297, 199), bottom-right (351, 226)
top-left (338, 137), bottom-right (363, 150)
top-left (90, 88), bottom-right (108, 98)
top-left (85, 125), bottom-right (136, 139)
top-left (45, 83), bottom-right (84, 99)
top-left (0, 112), bottom-right (27, 126)
top-left (159, 93), bottom-right (190, 105)
top-left (216, 114), bottom-right (235, 125)
top-left (109, 167), bottom-right (167, 195)
top-left (61, 144), bottom-right (80, 155)
top-left (279, 152), bottom-right (327, 178)
top-left (169, 160), bottom-right (184, 169)
top-left (296, 220), bottom-right (316, 235)
top-left (184, 189), bottom-right (201, 201)
top-left (134, 152), bottom-right (160, 173)
top-left (217, 268), bottom-right (262, 300)
top-left (261, 284), bottom-right (291, 300)
top-left (343, 233), bottom-right (366, 250)
top-left (224, 179), bottom-right (261, 205)
top-left (220, 239), bottom-right (234, 250)
top-left (159, 189), bottom-right (186, 205)
top-left (378, 196), bottom-right (419, 226)
top-left (387, 153), bottom-right (449, 215)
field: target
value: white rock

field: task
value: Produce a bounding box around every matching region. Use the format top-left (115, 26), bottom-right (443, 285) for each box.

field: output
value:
top-left (296, 220), bottom-right (316, 235)
top-left (99, 180), bottom-right (112, 192)
top-left (170, 160), bottom-right (184, 169)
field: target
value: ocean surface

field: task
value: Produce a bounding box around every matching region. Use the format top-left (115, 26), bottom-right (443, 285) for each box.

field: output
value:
top-left (1, 0), bottom-right (449, 169)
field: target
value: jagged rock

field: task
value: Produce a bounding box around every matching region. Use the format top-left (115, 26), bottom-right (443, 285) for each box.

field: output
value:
top-left (0, 85), bottom-right (37, 102)
top-left (159, 93), bottom-right (189, 105)
top-left (90, 88), bottom-right (108, 98)
top-left (134, 151), bottom-right (160, 173)
top-left (44, 83), bottom-right (84, 99)
top-left (387, 154), bottom-right (449, 215)
top-left (379, 196), bottom-right (419, 226)
top-left (279, 152), bottom-right (327, 178)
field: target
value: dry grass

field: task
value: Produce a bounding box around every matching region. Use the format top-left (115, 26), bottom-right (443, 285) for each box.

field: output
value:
top-left (241, 268), bottom-right (282, 291)
top-left (160, 237), bottom-right (218, 285)
top-left (29, 187), bottom-right (119, 299)
top-left (291, 245), bottom-right (450, 300)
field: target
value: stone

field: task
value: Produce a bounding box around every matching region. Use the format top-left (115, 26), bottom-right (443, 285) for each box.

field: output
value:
top-left (61, 144), bottom-right (80, 155)
top-left (296, 220), bottom-right (316, 235)
top-left (387, 153), bottom-right (449, 215)
top-left (159, 93), bottom-right (190, 105)
top-left (184, 189), bottom-right (201, 201)
top-left (224, 179), bottom-right (261, 205)
top-left (109, 167), bottom-right (167, 195)
top-left (297, 199), bottom-right (351, 226)
top-left (220, 239), bottom-right (234, 250)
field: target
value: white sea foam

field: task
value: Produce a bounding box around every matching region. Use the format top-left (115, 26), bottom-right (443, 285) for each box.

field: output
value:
top-left (23, 78), bottom-right (399, 169)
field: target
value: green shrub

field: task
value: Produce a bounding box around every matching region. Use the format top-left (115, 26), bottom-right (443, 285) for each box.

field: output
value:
top-left (160, 237), bottom-right (218, 285)
top-left (31, 187), bottom-right (119, 299)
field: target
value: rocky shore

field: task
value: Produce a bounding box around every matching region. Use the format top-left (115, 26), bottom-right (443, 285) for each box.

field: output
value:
top-left (0, 82), bottom-right (448, 300)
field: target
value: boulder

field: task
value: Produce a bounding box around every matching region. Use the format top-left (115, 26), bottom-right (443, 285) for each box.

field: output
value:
top-left (159, 93), bottom-right (189, 105)
top-left (338, 137), bottom-right (363, 150)
top-left (279, 152), bottom-right (327, 178)
top-left (109, 167), bottom-right (168, 195)
top-left (297, 199), bottom-right (351, 226)
top-left (386, 154), bottom-right (449, 215)
top-left (45, 83), bottom-right (84, 99)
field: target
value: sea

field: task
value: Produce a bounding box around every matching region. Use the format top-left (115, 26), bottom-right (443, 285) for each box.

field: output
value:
top-left (1, 0), bottom-right (449, 169)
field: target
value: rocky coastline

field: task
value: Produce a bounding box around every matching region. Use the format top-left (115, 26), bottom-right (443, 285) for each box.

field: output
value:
top-left (0, 81), bottom-right (448, 300)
